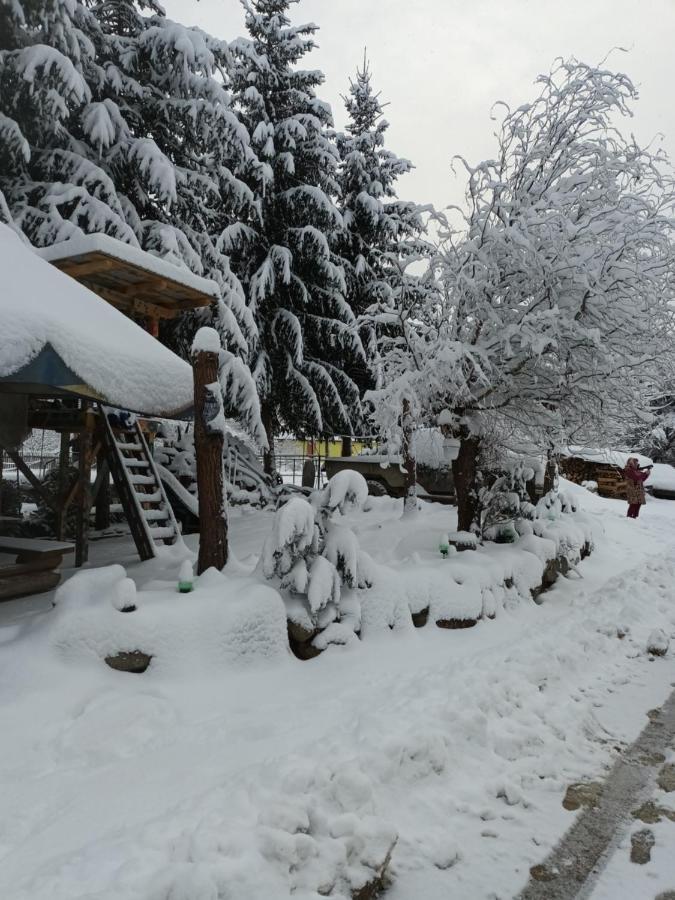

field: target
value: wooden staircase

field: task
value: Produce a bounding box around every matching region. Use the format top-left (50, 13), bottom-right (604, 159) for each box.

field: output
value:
top-left (100, 407), bottom-right (181, 560)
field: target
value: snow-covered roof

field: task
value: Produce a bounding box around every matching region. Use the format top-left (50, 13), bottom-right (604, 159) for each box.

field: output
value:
top-left (38, 232), bottom-right (219, 299)
top-left (564, 446), bottom-right (653, 469)
top-left (0, 225), bottom-right (193, 416)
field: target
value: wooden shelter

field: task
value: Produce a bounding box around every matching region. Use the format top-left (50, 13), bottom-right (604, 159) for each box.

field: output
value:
top-left (559, 448), bottom-right (653, 499)
top-left (0, 226), bottom-right (217, 598)
top-left (39, 232), bottom-right (218, 336)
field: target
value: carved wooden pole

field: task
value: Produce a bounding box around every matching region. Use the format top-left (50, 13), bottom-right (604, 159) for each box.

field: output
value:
top-left (192, 328), bottom-right (228, 574)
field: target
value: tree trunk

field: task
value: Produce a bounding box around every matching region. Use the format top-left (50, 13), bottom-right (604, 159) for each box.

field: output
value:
top-left (543, 451), bottom-right (558, 494)
top-left (261, 401), bottom-right (275, 476)
top-left (452, 427), bottom-right (481, 533)
top-left (341, 436), bottom-right (352, 457)
top-left (401, 398), bottom-right (417, 516)
top-left (193, 345), bottom-right (228, 574)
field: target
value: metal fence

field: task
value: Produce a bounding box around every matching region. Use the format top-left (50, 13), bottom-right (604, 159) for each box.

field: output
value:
top-left (1, 451), bottom-right (60, 484)
top-left (262, 454), bottom-right (329, 489)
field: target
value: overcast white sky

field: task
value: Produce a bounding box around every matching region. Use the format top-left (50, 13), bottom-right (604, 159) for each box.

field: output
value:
top-left (163, 0), bottom-right (675, 213)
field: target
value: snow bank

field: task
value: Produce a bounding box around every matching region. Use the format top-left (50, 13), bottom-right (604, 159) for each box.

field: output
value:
top-left (0, 225), bottom-right (194, 415)
top-left (38, 231), bottom-right (219, 298)
top-left (51, 564), bottom-right (289, 674)
top-left (649, 463), bottom-right (675, 492)
top-left (357, 504), bottom-right (596, 636)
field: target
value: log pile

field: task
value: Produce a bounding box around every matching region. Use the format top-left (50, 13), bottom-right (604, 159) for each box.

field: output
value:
top-left (559, 456), bottom-right (626, 499)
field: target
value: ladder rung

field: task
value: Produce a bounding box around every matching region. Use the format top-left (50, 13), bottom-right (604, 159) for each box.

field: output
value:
top-left (135, 490), bottom-right (162, 503)
top-left (142, 509), bottom-right (168, 521)
top-left (128, 474), bottom-right (156, 485)
top-left (123, 459), bottom-right (150, 468)
top-left (149, 525), bottom-right (177, 539)
top-left (117, 442), bottom-right (143, 452)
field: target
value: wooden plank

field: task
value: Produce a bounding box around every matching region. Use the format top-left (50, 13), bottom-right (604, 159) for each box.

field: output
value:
top-left (85, 285), bottom-right (179, 319)
top-left (119, 278), bottom-right (169, 296)
top-left (0, 537), bottom-right (75, 554)
top-left (0, 570), bottom-right (61, 602)
top-left (58, 257), bottom-right (117, 278)
top-left (132, 297), bottom-right (178, 320)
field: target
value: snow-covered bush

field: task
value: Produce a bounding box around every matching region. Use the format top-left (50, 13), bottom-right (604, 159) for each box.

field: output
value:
top-left (155, 421), bottom-right (275, 507)
top-left (479, 463), bottom-right (536, 542)
top-left (262, 471), bottom-right (371, 631)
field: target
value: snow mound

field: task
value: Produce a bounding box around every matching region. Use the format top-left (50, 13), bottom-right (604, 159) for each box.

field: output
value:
top-left (51, 565), bottom-right (289, 674)
top-left (325, 469), bottom-right (369, 511)
top-left (192, 325), bottom-right (221, 354)
top-left (649, 463), bottom-right (675, 492)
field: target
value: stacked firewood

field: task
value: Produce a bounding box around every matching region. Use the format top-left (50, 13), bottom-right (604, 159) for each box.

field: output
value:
top-left (559, 456), bottom-right (626, 499)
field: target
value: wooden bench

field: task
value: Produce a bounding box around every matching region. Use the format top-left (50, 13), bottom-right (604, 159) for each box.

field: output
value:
top-left (0, 537), bottom-right (75, 602)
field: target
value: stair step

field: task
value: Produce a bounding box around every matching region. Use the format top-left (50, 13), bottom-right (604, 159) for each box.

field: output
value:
top-left (149, 525), bottom-right (177, 540)
top-left (117, 442), bottom-right (143, 452)
top-left (141, 508), bottom-right (168, 521)
top-left (128, 474), bottom-right (156, 486)
top-left (134, 490), bottom-right (162, 503)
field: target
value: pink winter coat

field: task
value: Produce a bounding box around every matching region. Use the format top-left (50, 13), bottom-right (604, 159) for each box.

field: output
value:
top-left (622, 465), bottom-right (649, 505)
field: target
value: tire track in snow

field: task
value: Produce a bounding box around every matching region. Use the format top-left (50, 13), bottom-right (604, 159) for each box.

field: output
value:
top-left (517, 688), bottom-right (675, 900)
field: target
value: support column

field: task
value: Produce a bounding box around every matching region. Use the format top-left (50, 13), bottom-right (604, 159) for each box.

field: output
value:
top-left (75, 404), bottom-right (95, 567)
top-left (192, 330), bottom-right (228, 574)
top-left (94, 443), bottom-right (111, 531)
top-left (56, 431), bottom-right (70, 541)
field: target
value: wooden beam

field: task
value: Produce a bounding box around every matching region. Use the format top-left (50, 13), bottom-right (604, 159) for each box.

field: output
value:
top-left (57, 257), bottom-right (117, 279)
top-left (75, 404), bottom-right (95, 567)
top-left (119, 278), bottom-right (169, 296)
top-left (132, 297), bottom-right (177, 320)
top-left (55, 430), bottom-right (71, 540)
top-left (27, 408), bottom-right (86, 432)
top-left (0, 448), bottom-right (59, 512)
top-left (85, 284), bottom-right (178, 319)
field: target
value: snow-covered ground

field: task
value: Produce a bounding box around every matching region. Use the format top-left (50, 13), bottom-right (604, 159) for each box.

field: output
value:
top-left (2, 481), bottom-right (675, 899)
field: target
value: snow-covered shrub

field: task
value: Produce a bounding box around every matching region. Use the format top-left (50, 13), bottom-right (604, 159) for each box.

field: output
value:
top-left (262, 471), bottom-right (371, 632)
top-left (155, 421), bottom-right (275, 507)
top-left (479, 463), bottom-right (536, 542)
top-left (647, 628), bottom-right (669, 657)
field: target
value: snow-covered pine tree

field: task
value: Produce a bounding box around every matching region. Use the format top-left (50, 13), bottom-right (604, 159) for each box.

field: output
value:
top-left (336, 55), bottom-right (433, 405)
top-left (226, 0), bottom-right (364, 468)
top-left (0, 0), bottom-right (259, 371)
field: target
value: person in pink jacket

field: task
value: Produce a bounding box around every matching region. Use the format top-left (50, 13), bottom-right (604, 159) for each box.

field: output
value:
top-left (621, 457), bottom-right (652, 518)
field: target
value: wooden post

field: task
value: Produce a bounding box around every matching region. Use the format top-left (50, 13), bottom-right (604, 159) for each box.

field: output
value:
top-left (192, 330), bottom-right (228, 574)
top-left (401, 398), bottom-right (417, 516)
top-left (261, 401), bottom-right (275, 476)
top-left (94, 443), bottom-right (111, 531)
top-left (56, 431), bottom-right (70, 540)
top-left (75, 405), bottom-right (95, 567)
